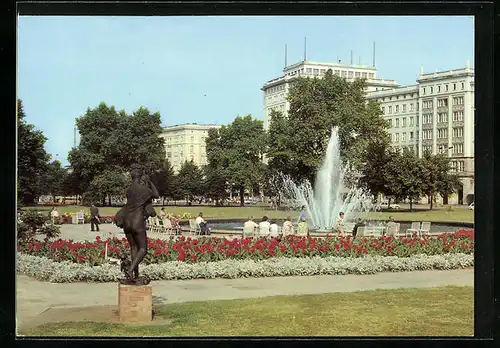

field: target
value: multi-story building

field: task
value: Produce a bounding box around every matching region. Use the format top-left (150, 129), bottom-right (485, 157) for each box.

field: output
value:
top-left (367, 62), bottom-right (475, 205)
top-left (160, 123), bottom-right (221, 173)
top-left (262, 60), bottom-right (399, 130)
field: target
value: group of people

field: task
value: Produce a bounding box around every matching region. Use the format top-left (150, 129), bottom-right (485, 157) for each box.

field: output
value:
top-left (151, 207), bottom-right (182, 234)
top-left (243, 214), bottom-right (309, 238)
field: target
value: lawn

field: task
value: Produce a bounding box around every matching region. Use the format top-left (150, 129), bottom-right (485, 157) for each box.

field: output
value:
top-left (22, 286), bottom-right (473, 337)
top-left (22, 205), bottom-right (474, 223)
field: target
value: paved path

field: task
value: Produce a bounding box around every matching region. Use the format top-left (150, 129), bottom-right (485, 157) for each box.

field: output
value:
top-left (16, 269), bottom-right (473, 331)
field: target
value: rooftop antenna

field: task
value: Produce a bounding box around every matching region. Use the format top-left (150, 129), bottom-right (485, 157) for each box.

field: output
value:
top-left (420, 65), bottom-right (424, 75)
top-left (284, 43), bottom-right (288, 68)
top-left (372, 41), bottom-right (376, 67)
top-left (303, 37), bottom-right (307, 61)
top-left (350, 50), bottom-right (353, 64)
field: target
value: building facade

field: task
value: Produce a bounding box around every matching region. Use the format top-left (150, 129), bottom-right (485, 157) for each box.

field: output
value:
top-left (366, 63), bottom-right (475, 205)
top-left (261, 60), bottom-right (398, 130)
top-left (160, 123), bottom-right (221, 173)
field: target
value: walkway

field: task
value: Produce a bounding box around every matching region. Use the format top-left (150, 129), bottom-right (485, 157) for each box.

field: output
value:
top-left (16, 268), bottom-right (473, 331)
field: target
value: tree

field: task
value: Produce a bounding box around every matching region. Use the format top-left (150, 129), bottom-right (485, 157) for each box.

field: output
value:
top-left (150, 158), bottom-right (176, 205)
top-left (176, 160), bottom-right (203, 204)
top-left (421, 151), bottom-right (461, 209)
top-left (267, 71), bottom-right (390, 185)
top-left (39, 160), bottom-right (68, 202)
top-left (84, 167), bottom-right (129, 206)
top-left (205, 115), bottom-right (267, 206)
top-left (67, 102), bottom-right (166, 202)
top-left (202, 165), bottom-right (230, 206)
top-left (17, 99), bottom-right (50, 205)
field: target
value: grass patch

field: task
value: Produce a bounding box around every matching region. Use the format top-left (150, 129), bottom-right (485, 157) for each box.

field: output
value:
top-left (22, 205), bottom-right (473, 223)
top-left (21, 286), bottom-right (473, 337)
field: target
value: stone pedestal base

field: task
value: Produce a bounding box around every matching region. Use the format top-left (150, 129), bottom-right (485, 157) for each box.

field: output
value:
top-left (118, 283), bottom-right (153, 323)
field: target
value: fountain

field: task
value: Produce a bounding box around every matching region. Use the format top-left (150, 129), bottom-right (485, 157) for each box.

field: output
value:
top-left (281, 127), bottom-right (373, 231)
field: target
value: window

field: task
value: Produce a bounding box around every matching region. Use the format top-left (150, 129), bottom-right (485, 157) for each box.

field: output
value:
top-left (355, 72), bottom-right (361, 78)
top-left (445, 84), bottom-right (449, 91)
top-left (453, 83), bottom-right (457, 90)
top-left (450, 161), bottom-right (457, 172)
top-left (306, 68), bottom-right (312, 73)
top-left (410, 103), bottom-right (415, 111)
top-left (423, 100), bottom-right (433, 109)
top-left (461, 82), bottom-right (465, 90)
top-left (348, 71), bottom-right (354, 78)
top-left (416, 115), bottom-right (419, 124)
top-left (423, 87), bottom-right (426, 95)
top-left (395, 133), bottom-right (400, 142)
top-left (410, 117), bottom-right (414, 126)
top-left (369, 73), bottom-right (374, 78)
top-left (388, 106), bottom-right (393, 114)
top-left (437, 128), bottom-right (448, 139)
top-left (395, 118), bottom-right (400, 127)
top-left (423, 114), bottom-right (433, 124)
top-left (438, 98), bottom-right (448, 107)
top-left (335, 70), bottom-right (340, 75)
top-left (458, 161), bottom-right (464, 172)
top-left (190, 136), bottom-right (194, 142)
top-left (438, 145), bottom-right (447, 154)
top-left (320, 69), bottom-right (326, 75)
top-left (342, 71), bottom-right (347, 77)
top-left (410, 131), bottom-right (414, 139)
top-left (430, 87), bottom-right (433, 94)
top-left (381, 106), bottom-right (385, 114)
top-left (452, 143), bottom-right (464, 154)
top-left (402, 132), bottom-right (407, 142)
top-left (423, 145), bottom-right (433, 153)
top-left (438, 112), bottom-right (448, 123)
top-left (313, 68), bottom-right (319, 75)
top-left (438, 86), bottom-right (441, 92)
top-left (362, 72), bottom-right (367, 78)
top-left (402, 118), bottom-right (407, 127)
top-left (395, 105), bottom-right (399, 113)
top-left (190, 145), bottom-right (194, 153)
top-left (402, 104), bottom-right (407, 112)
top-left (452, 127), bottom-right (464, 138)
top-left (452, 111), bottom-right (464, 122)
top-left (423, 130), bottom-right (433, 140)
top-left (452, 97), bottom-right (464, 105)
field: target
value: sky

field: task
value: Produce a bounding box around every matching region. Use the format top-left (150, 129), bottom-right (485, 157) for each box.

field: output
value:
top-left (17, 16), bottom-right (474, 166)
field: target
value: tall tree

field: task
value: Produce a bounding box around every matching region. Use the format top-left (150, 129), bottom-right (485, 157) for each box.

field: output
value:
top-left (39, 159), bottom-right (68, 202)
top-left (202, 165), bottom-right (230, 206)
top-left (17, 99), bottom-right (50, 205)
top-left (68, 102), bottom-right (166, 202)
top-left (421, 151), bottom-right (461, 209)
top-left (267, 70), bottom-right (390, 185)
top-left (150, 158), bottom-right (176, 205)
top-left (176, 160), bottom-right (203, 204)
top-left (205, 115), bottom-right (267, 206)
top-left (84, 167), bottom-right (129, 206)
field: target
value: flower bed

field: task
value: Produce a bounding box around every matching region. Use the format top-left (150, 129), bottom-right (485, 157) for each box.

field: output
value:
top-left (16, 252), bottom-right (474, 283)
top-left (17, 230), bottom-right (474, 267)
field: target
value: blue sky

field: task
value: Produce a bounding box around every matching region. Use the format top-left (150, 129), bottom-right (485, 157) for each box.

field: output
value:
top-left (17, 16), bottom-right (474, 166)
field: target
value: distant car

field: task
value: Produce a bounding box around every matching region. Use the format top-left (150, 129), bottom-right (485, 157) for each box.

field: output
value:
top-left (376, 201), bottom-right (400, 210)
top-left (468, 202), bottom-right (474, 210)
top-left (244, 199), bottom-right (258, 205)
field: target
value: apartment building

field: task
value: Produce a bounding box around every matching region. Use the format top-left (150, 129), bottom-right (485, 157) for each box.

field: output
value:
top-left (261, 60), bottom-right (398, 130)
top-left (160, 123), bottom-right (221, 173)
top-left (367, 62), bottom-right (475, 205)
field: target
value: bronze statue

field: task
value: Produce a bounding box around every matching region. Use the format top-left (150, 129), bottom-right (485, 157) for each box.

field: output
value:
top-left (115, 165), bottom-right (159, 285)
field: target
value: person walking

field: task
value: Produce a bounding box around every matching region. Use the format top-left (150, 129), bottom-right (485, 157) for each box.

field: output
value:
top-left (90, 204), bottom-right (101, 232)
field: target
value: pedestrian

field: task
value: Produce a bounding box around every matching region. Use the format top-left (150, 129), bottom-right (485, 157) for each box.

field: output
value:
top-left (90, 204), bottom-right (101, 232)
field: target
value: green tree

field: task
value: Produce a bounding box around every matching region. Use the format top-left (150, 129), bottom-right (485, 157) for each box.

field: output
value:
top-left (202, 165), bottom-right (230, 206)
top-left (205, 115), bottom-right (267, 206)
top-left (68, 102), bottom-right (166, 202)
top-left (267, 70), bottom-right (390, 184)
top-left (176, 160), bottom-right (203, 204)
top-left (39, 160), bottom-right (68, 202)
top-left (421, 151), bottom-right (461, 209)
top-left (84, 167), bottom-right (129, 206)
top-left (17, 99), bottom-right (50, 205)
top-left (150, 158), bottom-right (176, 205)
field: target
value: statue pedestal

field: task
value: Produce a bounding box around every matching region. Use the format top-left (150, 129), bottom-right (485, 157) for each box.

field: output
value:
top-left (118, 283), bottom-right (153, 323)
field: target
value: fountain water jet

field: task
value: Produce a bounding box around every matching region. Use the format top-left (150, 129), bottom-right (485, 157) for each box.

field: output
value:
top-left (281, 127), bottom-right (373, 231)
